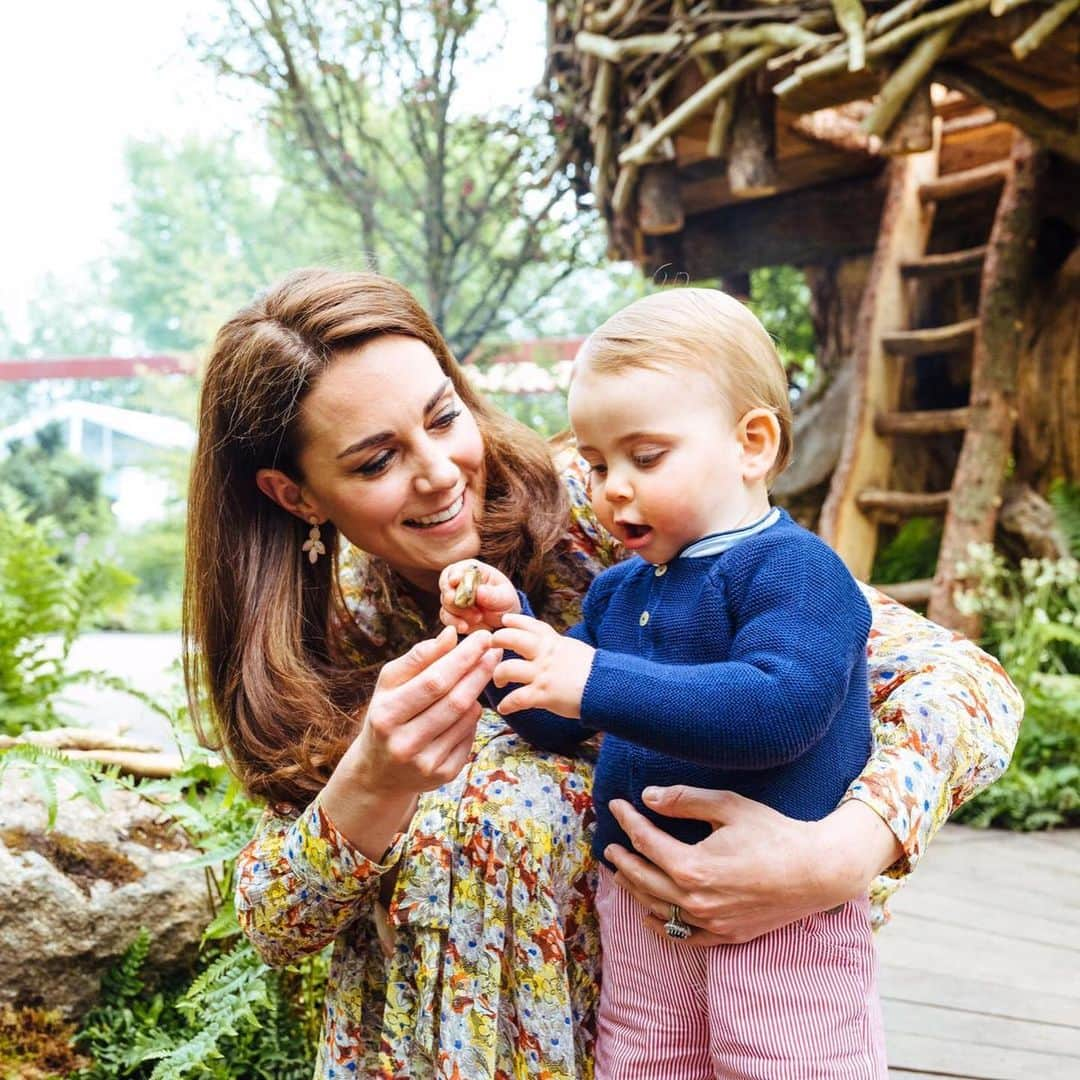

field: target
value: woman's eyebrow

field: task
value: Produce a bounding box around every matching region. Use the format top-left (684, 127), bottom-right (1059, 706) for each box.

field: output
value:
top-left (335, 378), bottom-right (453, 460)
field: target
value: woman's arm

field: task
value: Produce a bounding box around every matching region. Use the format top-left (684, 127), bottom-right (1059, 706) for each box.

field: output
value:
top-left (603, 591), bottom-right (1022, 942)
top-left (236, 626), bottom-right (502, 966)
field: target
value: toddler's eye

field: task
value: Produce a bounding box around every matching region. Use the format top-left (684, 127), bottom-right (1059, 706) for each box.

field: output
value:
top-left (633, 451), bottom-right (664, 468)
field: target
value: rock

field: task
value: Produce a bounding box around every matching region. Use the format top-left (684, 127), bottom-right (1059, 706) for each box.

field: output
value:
top-left (0, 774), bottom-right (214, 1018)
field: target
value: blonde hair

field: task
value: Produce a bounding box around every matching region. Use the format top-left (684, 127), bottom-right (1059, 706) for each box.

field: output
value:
top-left (578, 288), bottom-right (793, 481)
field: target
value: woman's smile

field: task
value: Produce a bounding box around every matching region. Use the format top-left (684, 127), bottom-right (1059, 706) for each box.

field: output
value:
top-left (404, 489), bottom-right (468, 530)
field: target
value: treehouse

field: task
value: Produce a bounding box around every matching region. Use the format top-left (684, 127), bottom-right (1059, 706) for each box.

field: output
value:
top-left (544, 0), bottom-right (1079, 632)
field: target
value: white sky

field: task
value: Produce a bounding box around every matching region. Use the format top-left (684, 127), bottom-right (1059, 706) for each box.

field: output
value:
top-left (0, 0), bottom-right (545, 336)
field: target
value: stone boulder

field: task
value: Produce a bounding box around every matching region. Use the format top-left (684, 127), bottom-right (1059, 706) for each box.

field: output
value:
top-left (0, 773), bottom-right (215, 1017)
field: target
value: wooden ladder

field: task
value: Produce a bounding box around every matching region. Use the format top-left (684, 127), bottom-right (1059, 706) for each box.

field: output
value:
top-left (820, 113), bottom-right (1042, 633)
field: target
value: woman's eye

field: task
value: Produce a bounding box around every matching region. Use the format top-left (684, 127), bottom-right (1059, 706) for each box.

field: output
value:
top-left (431, 407), bottom-right (461, 430)
top-left (356, 450), bottom-right (394, 477)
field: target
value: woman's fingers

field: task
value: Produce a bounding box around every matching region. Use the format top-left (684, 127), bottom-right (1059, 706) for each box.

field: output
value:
top-left (378, 625), bottom-right (460, 690)
top-left (604, 839), bottom-right (681, 908)
top-left (607, 798), bottom-right (705, 888)
top-left (641, 785), bottom-right (753, 831)
top-left (385, 629), bottom-right (494, 718)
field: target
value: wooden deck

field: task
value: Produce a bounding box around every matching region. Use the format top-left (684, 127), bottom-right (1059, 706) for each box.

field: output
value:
top-left (880, 824), bottom-right (1080, 1078)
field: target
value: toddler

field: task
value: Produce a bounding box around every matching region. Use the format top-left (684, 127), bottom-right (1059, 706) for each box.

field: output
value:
top-left (441, 288), bottom-right (886, 1079)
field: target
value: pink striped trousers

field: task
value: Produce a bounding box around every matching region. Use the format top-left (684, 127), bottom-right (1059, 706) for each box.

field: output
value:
top-left (595, 867), bottom-right (887, 1079)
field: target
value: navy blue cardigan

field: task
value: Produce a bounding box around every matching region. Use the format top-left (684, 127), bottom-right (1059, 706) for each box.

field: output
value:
top-left (489, 511), bottom-right (873, 866)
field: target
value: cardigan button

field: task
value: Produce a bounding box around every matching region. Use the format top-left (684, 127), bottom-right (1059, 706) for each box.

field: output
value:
top-left (639, 611), bottom-right (650, 626)
top-left (654, 564), bottom-right (667, 577)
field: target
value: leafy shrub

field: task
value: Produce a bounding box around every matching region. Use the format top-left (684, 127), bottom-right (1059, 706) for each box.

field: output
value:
top-left (952, 544), bottom-right (1080, 830)
top-left (0, 488), bottom-right (133, 735)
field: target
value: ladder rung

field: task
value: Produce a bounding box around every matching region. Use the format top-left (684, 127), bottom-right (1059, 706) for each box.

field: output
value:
top-left (900, 246), bottom-right (987, 281)
top-left (856, 490), bottom-right (951, 517)
top-left (875, 407), bottom-right (971, 436)
top-left (875, 579), bottom-right (933, 606)
top-left (882, 318), bottom-right (979, 357)
top-left (941, 109), bottom-right (998, 136)
top-left (918, 160), bottom-right (1009, 204)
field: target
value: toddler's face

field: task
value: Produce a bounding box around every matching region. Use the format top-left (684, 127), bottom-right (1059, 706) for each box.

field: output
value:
top-left (568, 362), bottom-right (770, 564)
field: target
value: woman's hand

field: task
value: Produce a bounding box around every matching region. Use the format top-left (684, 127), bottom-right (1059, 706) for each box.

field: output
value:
top-left (321, 625), bottom-right (502, 859)
top-left (438, 559), bottom-right (520, 633)
top-left (605, 787), bottom-right (903, 945)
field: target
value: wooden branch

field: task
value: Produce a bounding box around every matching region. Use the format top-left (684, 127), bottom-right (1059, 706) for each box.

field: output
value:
top-left (863, 24), bottom-right (958, 139)
top-left (728, 77), bottom-right (779, 197)
top-left (990, 0), bottom-right (1040, 12)
top-left (791, 108), bottom-right (872, 155)
top-left (881, 318), bottom-right (979, 355)
top-left (775, 0), bottom-right (992, 100)
top-left (876, 579), bottom-right (933, 605)
top-left (584, 0), bottom-right (634, 33)
top-left (832, 0), bottom-right (868, 70)
top-left (575, 24), bottom-right (821, 63)
top-left (707, 91), bottom-right (736, 158)
top-left (869, 0), bottom-right (932, 36)
top-left (637, 161), bottom-right (685, 234)
top-left (882, 78), bottom-right (934, 155)
top-left (856, 490), bottom-right (951, 516)
top-left (874, 406), bottom-right (972, 434)
top-left (929, 136), bottom-right (1047, 633)
top-left (935, 63), bottom-right (1080, 164)
top-left (611, 162), bottom-right (640, 215)
top-left (918, 159), bottom-right (1009, 202)
top-left (620, 44), bottom-right (779, 166)
top-left (1011, 0), bottom-right (1080, 59)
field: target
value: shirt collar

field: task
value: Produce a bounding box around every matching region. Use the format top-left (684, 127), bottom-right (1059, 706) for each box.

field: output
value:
top-left (678, 507), bottom-right (781, 559)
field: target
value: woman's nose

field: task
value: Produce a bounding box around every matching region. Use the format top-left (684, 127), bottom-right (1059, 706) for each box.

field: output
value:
top-left (413, 439), bottom-right (459, 493)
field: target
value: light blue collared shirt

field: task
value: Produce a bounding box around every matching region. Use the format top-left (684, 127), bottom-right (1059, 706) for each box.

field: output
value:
top-left (678, 506), bottom-right (781, 559)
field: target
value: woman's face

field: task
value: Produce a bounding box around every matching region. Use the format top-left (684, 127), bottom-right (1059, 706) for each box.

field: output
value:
top-left (295, 335), bottom-right (485, 592)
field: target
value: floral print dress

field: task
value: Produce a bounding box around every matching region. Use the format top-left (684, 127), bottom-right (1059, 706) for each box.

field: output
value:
top-left (235, 455), bottom-right (1022, 1079)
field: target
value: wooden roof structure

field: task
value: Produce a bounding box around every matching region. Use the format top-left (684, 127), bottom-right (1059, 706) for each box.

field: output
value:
top-left (545, 1), bottom-right (1079, 275)
top-left (544, 2), bottom-right (1079, 634)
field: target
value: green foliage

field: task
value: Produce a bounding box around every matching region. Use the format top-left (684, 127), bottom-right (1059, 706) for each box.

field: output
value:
top-left (75, 935), bottom-right (319, 1080)
top-left (870, 517), bottom-right (942, 588)
top-left (749, 266), bottom-right (816, 390)
top-left (1047, 479), bottom-right (1080, 557)
top-left (2, 424), bottom-right (115, 554)
top-left (951, 544), bottom-right (1080, 830)
top-left (0, 489), bottom-right (133, 735)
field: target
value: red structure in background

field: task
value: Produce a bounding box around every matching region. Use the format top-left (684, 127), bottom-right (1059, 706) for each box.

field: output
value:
top-left (0, 340), bottom-right (587, 382)
top-left (0, 356), bottom-right (192, 381)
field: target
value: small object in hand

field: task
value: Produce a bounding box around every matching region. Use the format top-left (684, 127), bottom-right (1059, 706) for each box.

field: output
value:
top-left (454, 564), bottom-right (481, 608)
top-left (664, 903), bottom-right (691, 940)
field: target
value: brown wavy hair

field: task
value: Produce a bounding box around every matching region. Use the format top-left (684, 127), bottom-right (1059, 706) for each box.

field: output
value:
top-left (184, 268), bottom-right (567, 806)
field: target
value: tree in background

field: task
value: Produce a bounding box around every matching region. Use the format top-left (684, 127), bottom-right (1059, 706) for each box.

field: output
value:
top-left (197, 0), bottom-right (589, 358)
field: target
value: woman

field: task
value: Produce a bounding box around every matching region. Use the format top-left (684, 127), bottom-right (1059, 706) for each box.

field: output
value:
top-left (185, 268), bottom-right (1021, 1080)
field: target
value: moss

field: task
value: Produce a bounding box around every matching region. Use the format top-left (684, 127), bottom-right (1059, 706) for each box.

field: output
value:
top-left (1, 826), bottom-right (143, 895)
top-left (126, 818), bottom-right (187, 852)
top-left (0, 1003), bottom-right (89, 1079)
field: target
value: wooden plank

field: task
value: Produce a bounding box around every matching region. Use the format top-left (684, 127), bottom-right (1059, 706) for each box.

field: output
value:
top-left (887, 1030), bottom-right (1080, 1080)
top-left (884, 888), bottom-right (1080, 951)
top-left (880, 965), bottom-right (1080, 1027)
top-left (875, 579), bottom-right (933, 606)
top-left (877, 919), bottom-right (1080, 996)
top-left (885, 999), bottom-right (1080, 1059)
top-left (900, 245), bottom-right (987, 280)
top-left (857, 490), bottom-right (951, 517)
top-left (818, 148), bottom-right (938, 579)
top-left (875, 407), bottom-right (972, 435)
top-left (881, 318), bottom-right (979, 356)
top-left (919, 159), bottom-right (1009, 203)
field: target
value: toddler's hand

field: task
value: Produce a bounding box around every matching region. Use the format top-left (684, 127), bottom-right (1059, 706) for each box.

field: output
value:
top-left (492, 613), bottom-right (594, 719)
top-left (439, 560), bottom-right (521, 634)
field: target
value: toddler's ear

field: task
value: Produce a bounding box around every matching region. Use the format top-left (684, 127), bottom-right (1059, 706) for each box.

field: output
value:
top-left (737, 409), bottom-right (781, 483)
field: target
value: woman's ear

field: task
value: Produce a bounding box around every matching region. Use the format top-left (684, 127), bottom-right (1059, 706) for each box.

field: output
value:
top-left (736, 408), bottom-right (781, 483)
top-left (255, 468), bottom-right (324, 523)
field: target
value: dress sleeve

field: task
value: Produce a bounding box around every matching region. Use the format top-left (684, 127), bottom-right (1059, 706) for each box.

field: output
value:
top-left (235, 797), bottom-right (405, 967)
top-left (842, 586), bottom-right (1023, 877)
